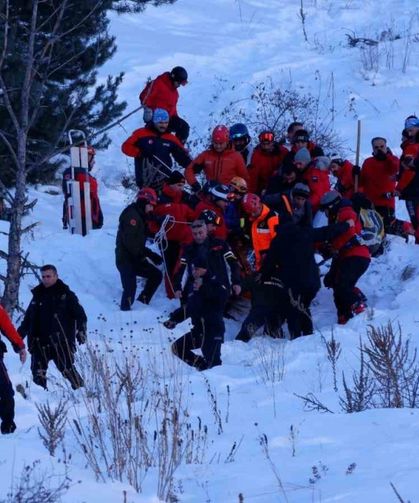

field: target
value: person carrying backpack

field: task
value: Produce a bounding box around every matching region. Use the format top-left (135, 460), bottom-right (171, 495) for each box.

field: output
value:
top-left (139, 66), bottom-right (190, 143)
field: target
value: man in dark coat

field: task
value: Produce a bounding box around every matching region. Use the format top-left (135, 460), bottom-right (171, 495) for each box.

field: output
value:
top-left (0, 305), bottom-right (27, 434)
top-left (18, 265), bottom-right (86, 390)
top-left (115, 187), bottom-right (163, 311)
top-left (171, 220), bottom-right (241, 370)
top-left (121, 108), bottom-right (191, 191)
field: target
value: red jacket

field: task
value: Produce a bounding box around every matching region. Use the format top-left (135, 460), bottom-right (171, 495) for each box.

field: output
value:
top-left (185, 147), bottom-right (249, 186)
top-left (360, 154), bottom-right (399, 209)
top-left (397, 143), bottom-right (419, 195)
top-left (334, 160), bottom-right (355, 199)
top-left (0, 305), bottom-right (25, 350)
top-left (330, 205), bottom-right (370, 260)
top-left (301, 165), bottom-right (331, 214)
top-left (248, 144), bottom-right (288, 194)
top-left (152, 184), bottom-right (194, 243)
top-left (139, 72), bottom-right (179, 117)
top-left (193, 199), bottom-right (228, 240)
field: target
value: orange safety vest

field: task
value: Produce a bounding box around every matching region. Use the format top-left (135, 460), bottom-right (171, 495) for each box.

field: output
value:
top-left (251, 204), bottom-right (279, 270)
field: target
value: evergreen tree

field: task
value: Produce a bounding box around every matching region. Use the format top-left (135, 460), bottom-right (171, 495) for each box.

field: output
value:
top-left (0, 0), bottom-right (176, 186)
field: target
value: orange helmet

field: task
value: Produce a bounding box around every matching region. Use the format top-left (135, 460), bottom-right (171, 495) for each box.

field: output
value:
top-left (229, 176), bottom-right (248, 194)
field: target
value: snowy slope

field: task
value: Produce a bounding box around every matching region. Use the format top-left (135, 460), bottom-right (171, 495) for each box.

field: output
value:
top-left (2, 1), bottom-right (419, 502)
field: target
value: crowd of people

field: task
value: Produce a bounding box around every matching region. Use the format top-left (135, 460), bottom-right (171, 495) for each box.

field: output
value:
top-left (2, 65), bottom-right (419, 434)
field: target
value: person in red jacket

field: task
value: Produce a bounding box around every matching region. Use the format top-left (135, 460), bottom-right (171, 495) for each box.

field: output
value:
top-left (294, 151), bottom-right (331, 214)
top-left (62, 145), bottom-right (104, 233)
top-left (359, 137), bottom-right (399, 224)
top-left (329, 156), bottom-right (357, 199)
top-left (320, 191), bottom-right (370, 324)
top-left (193, 184), bottom-right (232, 240)
top-left (121, 108), bottom-right (191, 191)
top-left (139, 66), bottom-right (189, 143)
top-left (152, 171), bottom-right (195, 298)
top-left (248, 130), bottom-right (288, 195)
top-left (0, 305), bottom-right (27, 434)
top-left (185, 125), bottom-right (249, 190)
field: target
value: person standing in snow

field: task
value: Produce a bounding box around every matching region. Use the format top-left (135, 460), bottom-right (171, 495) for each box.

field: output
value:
top-left (0, 306), bottom-right (27, 434)
top-left (18, 265), bottom-right (86, 390)
top-left (171, 220), bottom-right (241, 370)
top-left (320, 191), bottom-right (370, 325)
top-left (115, 188), bottom-right (163, 311)
top-left (122, 108), bottom-right (191, 192)
top-left (139, 66), bottom-right (190, 143)
top-left (185, 125), bottom-right (249, 191)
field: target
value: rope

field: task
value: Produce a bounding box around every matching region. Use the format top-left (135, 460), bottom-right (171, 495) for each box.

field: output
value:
top-left (154, 215), bottom-right (177, 295)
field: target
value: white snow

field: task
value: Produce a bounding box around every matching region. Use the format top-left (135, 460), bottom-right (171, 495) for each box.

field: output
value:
top-left (2, 0), bottom-right (419, 501)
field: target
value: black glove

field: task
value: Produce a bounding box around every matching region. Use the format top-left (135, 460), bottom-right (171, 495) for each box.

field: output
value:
top-left (192, 162), bottom-right (205, 175)
top-left (352, 165), bottom-right (361, 176)
top-left (191, 182), bottom-right (202, 193)
top-left (323, 271), bottom-right (334, 288)
top-left (76, 328), bottom-right (87, 345)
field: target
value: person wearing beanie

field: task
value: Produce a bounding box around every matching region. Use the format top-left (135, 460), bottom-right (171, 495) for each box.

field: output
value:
top-left (115, 189), bottom-right (163, 310)
top-left (289, 128), bottom-right (324, 157)
top-left (139, 66), bottom-right (190, 143)
top-left (121, 108), bottom-right (191, 192)
top-left (293, 152), bottom-right (331, 214)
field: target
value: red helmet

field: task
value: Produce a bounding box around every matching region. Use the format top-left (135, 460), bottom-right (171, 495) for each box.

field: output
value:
top-left (137, 187), bottom-right (157, 206)
top-left (241, 193), bottom-right (261, 215)
top-left (212, 125), bottom-right (230, 144)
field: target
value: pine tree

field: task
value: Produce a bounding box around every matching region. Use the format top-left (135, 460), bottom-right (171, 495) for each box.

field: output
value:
top-left (0, 0), bottom-right (177, 313)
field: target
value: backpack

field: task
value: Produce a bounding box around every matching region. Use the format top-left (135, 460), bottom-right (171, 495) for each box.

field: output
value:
top-left (358, 208), bottom-right (384, 254)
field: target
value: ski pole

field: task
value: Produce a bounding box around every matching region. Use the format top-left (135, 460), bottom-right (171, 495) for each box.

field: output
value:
top-left (88, 105), bottom-right (143, 141)
top-left (354, 119), bottom-right (361, 192)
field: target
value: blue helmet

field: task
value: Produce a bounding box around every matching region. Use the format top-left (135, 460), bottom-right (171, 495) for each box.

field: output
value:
top-left (229, 123), bottom-right (249, 140)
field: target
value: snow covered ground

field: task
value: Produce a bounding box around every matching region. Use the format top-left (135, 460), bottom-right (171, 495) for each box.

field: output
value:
top-left (2, 0), bottom-right (419, 501)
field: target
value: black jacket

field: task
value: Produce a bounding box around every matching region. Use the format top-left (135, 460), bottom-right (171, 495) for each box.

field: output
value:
top-left (262, 221), bottom-right (349, 294)
top-left (18, 279), bottom-right (87, 351)
top-left (115, 202), bottom-right (149, 267)
top-left (173, 237), bottom-right (241, 297)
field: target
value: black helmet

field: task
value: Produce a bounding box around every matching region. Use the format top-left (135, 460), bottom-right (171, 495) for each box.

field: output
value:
top-left (170, 66), bottom-right (188, 84)
top-left (208, 184), bottom-right (232, 202)
top-left (320, 190), bottom-right (342, 211)
top-left (229, 123), bottom-right (249, 140)
top-left (199, 209), bottom-right (220, 226)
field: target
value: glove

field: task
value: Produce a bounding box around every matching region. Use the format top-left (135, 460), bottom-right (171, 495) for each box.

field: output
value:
top-left (191, 182), bottom-right (202, 193)
top-left (143, 107), bottom-right (153, 123)
top-left (352, 165), bottom-right (361, 176)
top-left (192, 162), bottom-right (205, 175)
top-left (76, 329), bottom-right (87, 345)
top-left (323, 271), bottom-right (333, 288)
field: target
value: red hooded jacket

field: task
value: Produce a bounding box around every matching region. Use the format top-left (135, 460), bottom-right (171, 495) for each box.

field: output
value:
top-left (139, 72), bottom-right (179, 118)
top-left (301, 165), bottom-right (331, 214)
top-left (333, 160), bottom-right (355, 199)
top-left (360, 153), bottom-right (399, 209)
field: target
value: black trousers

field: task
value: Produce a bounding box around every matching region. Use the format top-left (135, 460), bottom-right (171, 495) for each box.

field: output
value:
top-left (278, 288), bottom-right (318, 340)
top-left (236, 305), bottom-right (282, 342)
top-left (31, 341), bottom-right (83, 390)
top-left (117, 260), bottom-right (162, 310)
top-left (163, 240), bottom-right (181, 299)
top-left (172, 288), bottom-right (228, 369)
top-left (330, 256), bottom-right (370, 319)
top-left (0, 356), bottom-right (15, 428)
top-left (168, 116), bottom-right (190, 144)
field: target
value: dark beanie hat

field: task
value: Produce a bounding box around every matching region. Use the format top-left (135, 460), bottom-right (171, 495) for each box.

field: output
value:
top-left (167, 170), bottom-right (186, 185)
